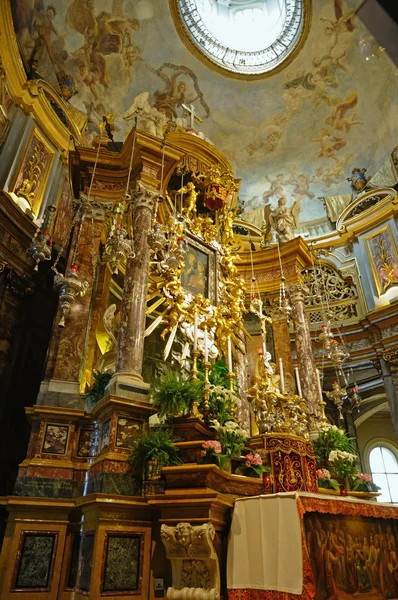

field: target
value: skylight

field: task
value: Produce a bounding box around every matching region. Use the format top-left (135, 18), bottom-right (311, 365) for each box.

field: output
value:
top-left (175, 0), bottom-right (306, 77)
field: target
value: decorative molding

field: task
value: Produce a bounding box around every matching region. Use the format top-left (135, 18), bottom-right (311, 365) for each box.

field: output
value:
top-left (161, 522), bottom-right (220, 600)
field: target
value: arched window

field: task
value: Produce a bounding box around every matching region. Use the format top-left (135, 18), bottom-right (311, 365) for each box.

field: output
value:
top-left (369, 445), bottom-right (398, 503)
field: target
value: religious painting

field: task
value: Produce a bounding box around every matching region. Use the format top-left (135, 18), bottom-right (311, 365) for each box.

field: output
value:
top-left (12, 532), bottom-right (57, 591)
top-left (365, 226), bottom-right (398, 296)
top-left (304, 512), bottom-right (398, 600)
top-left (102, 533), bottom-right (142, 593)
top-left (11, 128), bottom-right (55, 217)
top-left (77, 427), bottom-right (99, 458)
top-left (181, 234), bottom-right (217, 303)
top-left (116, 418), bottom-right (139, 449)
top-left (42, 423), bottom-right (69, 455)
top-left (100, 419), bottom-right (111, 452)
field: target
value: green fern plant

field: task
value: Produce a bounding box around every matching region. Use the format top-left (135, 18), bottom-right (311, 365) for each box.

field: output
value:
top-left (128, 427), bottom-right (182, 474)
top-left (152, 370), bottom-right (202, 419)
top-left (85, 370), bottom-right (113, 409)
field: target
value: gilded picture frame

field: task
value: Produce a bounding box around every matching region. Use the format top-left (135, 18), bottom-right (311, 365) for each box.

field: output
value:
top-left (181, 232), bottom-right (217, 304)
top-left (364, 225), bottom-right (398, 296)
top-left (11, 127), bottom-right (55, 217)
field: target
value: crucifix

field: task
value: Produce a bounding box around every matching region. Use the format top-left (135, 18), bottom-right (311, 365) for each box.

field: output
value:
top-left (182, 103), bottom-right (203, 131)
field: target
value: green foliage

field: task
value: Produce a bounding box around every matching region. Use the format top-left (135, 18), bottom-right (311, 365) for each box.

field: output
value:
top-left (85, 370), bottom-right (113, 409)
top-left (127, 427), bottom-right (182, 474)
top-left (197, 359), bottom-right (238, 425)
top-left (152, 370), bottom-right (202, 420)
top-left (312, 425), bottom-right (355, 468)
top-left (318, 477), bottom-right (340, 491)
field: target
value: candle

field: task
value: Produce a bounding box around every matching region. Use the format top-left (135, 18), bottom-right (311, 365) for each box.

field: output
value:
top-left (279, 358), bottom-right (285, 393)
top-left (294, 367), bottom-right (302, 397)
top-left (227, 336), bottom-right (233, 372)
top-left (204, 327), bottom-right (208, 362)
top-left (316, 369), bottom-right (323, 402)
top-left (194, 312), bottom-right (198, 351)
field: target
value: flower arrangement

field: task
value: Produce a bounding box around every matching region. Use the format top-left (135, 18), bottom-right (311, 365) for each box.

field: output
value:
top-left (328, 449), bottom-right (358, 479)
top-left (210, 420), bottom-right (249, 458)
top-left (235, 452), bottom-right (271, 479)
top-left (200, 439), bottom-right (229, 469)
top-left (312, 424), bottom-right (355, 468)
top-left (351, 473), bottom-right (381, 492)
top-left (316, 468), bottom-right (340, 491)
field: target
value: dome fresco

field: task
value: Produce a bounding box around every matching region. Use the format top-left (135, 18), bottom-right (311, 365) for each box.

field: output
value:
top-left (11, 0), bottom-right (398, 222)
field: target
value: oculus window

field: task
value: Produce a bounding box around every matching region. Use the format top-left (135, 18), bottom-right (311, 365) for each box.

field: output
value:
top-left (173, 0), bottom-right (309, 77)
top-left (369, 445), bottom-right (398, 503)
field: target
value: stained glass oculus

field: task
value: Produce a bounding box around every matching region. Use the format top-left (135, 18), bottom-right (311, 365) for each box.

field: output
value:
top-left (175, 0), bottom-right (307, 76)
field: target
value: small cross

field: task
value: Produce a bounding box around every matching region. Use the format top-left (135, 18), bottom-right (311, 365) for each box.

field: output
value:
top-left (182, 103), bottom-right (203, 130)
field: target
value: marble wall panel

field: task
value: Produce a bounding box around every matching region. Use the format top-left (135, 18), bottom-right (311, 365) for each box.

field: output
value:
top-left (115, 417), bottom-right (139, 449)
top-left (102, 534), bottom-right (142, 593)
top-left (66, 533), bottom-right (81, 590)
top-left (42, 423), bottom-right (69, 455)
top-left (77, 427), bottom-right (99, 458)
top-left (13, 532), bottom-right (57, 590)
top-left (100, 419), bottom-right (111, 452)
top-left (78, 532), bottom-right (94, 593)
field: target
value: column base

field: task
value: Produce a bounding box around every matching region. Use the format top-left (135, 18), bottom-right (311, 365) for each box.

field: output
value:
top-left (105, 371), bottom-right (151, 402)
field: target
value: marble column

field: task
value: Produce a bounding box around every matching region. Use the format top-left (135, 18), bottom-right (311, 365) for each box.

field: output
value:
top-left (289, 282), bottom-right (322, 426)
top-left (106, 181), bottom-right (159, 401)
top-left (38, 214), bottom-right (104, 408)
top-left (271, 312), bottom-right (294, 378)
top-left (235, 346), bottom-right (250, 432)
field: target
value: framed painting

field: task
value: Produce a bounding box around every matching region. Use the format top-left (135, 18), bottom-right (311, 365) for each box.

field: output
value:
top-left (181, 232), bottom-right (217, 303)
top-left (42, 424), bottom-right (69, 455)
top-left (365, 225), bottom-right (398, 296)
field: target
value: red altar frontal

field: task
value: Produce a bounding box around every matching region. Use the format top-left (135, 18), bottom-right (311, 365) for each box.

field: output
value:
top-left (227, 492), bottom-right (398, 600)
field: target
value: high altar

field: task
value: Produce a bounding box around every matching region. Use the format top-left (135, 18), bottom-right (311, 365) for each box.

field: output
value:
top-left (0, 117), bottom-right (397, 600)
top-left (1, 0), bottom-right (398, 590)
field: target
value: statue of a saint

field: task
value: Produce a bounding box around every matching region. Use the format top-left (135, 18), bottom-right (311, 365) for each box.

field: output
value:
top-left (263, 197), bottom-right (302, 243)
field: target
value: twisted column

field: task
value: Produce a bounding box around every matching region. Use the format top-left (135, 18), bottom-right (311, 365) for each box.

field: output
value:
top-left (107, 181), bottom-right (158, 401)
top-left (289, 283), bottom-right (322, 426)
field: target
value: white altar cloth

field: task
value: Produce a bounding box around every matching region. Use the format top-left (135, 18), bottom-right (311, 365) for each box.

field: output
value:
top-left (227, 493), bottom-right (303, 595)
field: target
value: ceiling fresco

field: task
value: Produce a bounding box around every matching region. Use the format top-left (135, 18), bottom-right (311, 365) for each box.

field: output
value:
top-left (11, 0), bottom-right (398, 222)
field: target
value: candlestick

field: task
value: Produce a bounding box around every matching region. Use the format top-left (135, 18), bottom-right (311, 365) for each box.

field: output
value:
top-left (316, 369), bottom-right (324, 403)
top-left (202, 360), bottom-right (211, 418)
top-left (294, 367), bottom-right (302, 397)
top-left (227, 336), bottom-right (233, 372)
top-left (279, 358), bottom-right (285, 393)
top-left (191, 349), bottom-right (199, 381)
top-left (204, 327), bottom-right (209, 362)
top-left (194, 311), bottom-right (198, 351)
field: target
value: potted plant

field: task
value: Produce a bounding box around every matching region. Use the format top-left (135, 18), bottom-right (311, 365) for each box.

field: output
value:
top-left (312, 423), bottom-right (356, 469)
top-left (350, 473), bottom-right (381, 493)
top-left (85, 370), bottom-right (114, 410)
top-left (200, 440), bottom-right (229, 470)
top-left (152, 370), bottom-right (203, 420)
top-left (209, 419), bottom-right (249, 473)
top-left (128, 427), bottom-right (182, 480)
top-left (235, 452), bottom-right (271, 479)
top-left (316, 468), bottom-right (340, 492)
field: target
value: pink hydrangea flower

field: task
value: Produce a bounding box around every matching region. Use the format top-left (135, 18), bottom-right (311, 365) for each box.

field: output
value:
top-left (316, 468), bottom-right (331, 480)
top-left (244, 452), bottom-right (263, 467)
top-left (201, 440), bottom-right (222, 454)
top-left (358, 473), bottom-right (372, 483)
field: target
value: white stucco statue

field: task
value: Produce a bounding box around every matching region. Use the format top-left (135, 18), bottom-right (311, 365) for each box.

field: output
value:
top-left (263, 196), bottom-right (302, 243)
top-left (123, 92), bottom-right (167, 138)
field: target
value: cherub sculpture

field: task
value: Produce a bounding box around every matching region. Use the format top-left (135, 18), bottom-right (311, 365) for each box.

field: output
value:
top-left (263, 197), bottom-right (302, 243)
top-left (177, 181), bottom-right (198, 221)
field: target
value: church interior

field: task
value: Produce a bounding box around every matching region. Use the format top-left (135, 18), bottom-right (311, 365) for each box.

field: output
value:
top-left (1, 0), bottom-right (398, 598)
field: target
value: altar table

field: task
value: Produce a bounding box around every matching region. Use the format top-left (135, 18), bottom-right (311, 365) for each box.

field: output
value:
top-left (227, 492), bottom-right (398, 600)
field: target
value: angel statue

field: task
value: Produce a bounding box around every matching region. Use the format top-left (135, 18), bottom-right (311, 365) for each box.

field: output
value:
top-left (263, 197), bottom-right (302, 243)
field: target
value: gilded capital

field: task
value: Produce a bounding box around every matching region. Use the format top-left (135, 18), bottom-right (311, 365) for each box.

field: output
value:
top-left (288, 282), bottom-right (309, 305)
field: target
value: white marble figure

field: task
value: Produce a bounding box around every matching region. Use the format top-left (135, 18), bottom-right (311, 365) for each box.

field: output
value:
top-left (263, 196), bottom-right (302, 243)
top-left (123, 92), bottom-right (167, 138)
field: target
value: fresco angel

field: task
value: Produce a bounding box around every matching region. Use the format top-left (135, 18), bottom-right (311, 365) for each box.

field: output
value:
top-left (312, 129), bottom-right (347, 160)
top-left (325, 91), bottom-right (362, 133)
top-left (153, 70), bottom-right (201, 120)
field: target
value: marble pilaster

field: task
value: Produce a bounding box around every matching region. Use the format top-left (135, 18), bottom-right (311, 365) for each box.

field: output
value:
top-left (106, 181), bottom-right (159, 401)
top-left (235, 347), bottom-right (250, 431)
top-left (289, 283), bottom-right (322, 425)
